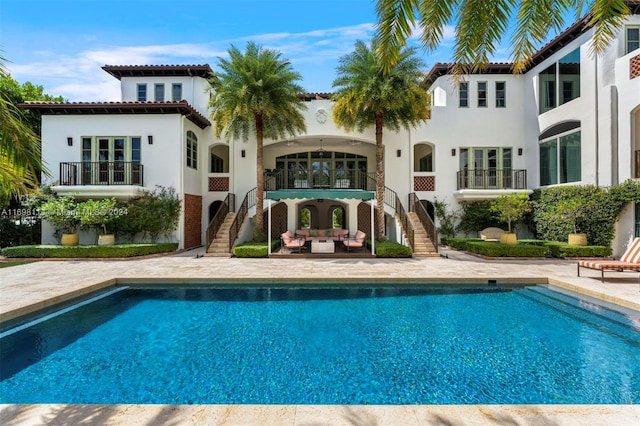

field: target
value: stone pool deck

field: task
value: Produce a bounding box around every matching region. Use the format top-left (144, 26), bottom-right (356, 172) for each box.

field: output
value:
top-left (1, 247), bottom-right (639, 425)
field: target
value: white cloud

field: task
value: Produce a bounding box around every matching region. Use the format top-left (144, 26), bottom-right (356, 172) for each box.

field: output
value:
top-left (7, 22), bottom-right (380, 101)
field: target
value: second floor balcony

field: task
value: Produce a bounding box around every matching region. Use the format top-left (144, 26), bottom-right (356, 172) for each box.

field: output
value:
top-left (59, 162), bottom-right (144, 186)
top-left (456, 169), bottom-right (527, 190)
top-left (265, 168), bottom-right (375, 191)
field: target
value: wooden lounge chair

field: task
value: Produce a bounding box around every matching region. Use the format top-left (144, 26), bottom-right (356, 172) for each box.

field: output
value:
top-left (343, 230), bottom-right (366, 253)
top-left (577, 237), bottom-right (640, 282)
top-left (281, 231), bottom-right (306, 253)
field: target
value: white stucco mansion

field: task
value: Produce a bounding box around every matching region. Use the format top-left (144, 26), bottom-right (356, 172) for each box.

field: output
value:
top-left (24, 10), bottom-right (640, 256)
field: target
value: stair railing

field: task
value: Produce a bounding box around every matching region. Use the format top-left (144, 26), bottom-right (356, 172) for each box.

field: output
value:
top-left (408, 192), bottom-right (438, 253)
top-left (205, 193), bottom-right (235, 250)
top-left (229, 188), bottom-right (256, 250)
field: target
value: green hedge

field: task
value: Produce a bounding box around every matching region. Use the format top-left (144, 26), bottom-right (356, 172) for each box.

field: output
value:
top-left (544, 242), bottom-right (612, 258)
top-left (374, 241), bottom-right (412, 257)
top-left (1, 243), bottom-right (178, 258)
top-left (465, 241), bottom-right (547, 257)
top-left (232, 240), bottom-right (280, 258)
top-left (442, 237), bottom-right (611, 258)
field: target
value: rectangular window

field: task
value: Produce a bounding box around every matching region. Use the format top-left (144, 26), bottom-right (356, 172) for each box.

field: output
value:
top-left (419, 154), bottom-right (433, 172)
top-left (154, 84), bottom-right (165, 102)
top-left (495, 82), bottom-right (506, 108)
top-left (559, 131), bottom-right (581, 183)
top-left (539, 64), bottom-right (556, 113)
top-left (186, 131), bottom-right (198, 170)
top-left (459, 82), bottom-right (468, 107)
top-left (458, 147), bottom-right (513, 189)
top-left (539, 130), bottom-right (581, 186)
top-left (627, 26), bottom-right (640, 54)
top-left (559, 49), bottom-right (580, 105)
top-left (539, 139), bottom-right (558, 186)
top-left (137, 84), bottom-right (147, 102)
top-left (210, 154), bottom-right (224, 173)
top-left (539, 48), bottom-right (580, 113)
top-left (477, 82), bottom-right (487, 107)
top-left (172, 83), bottom-right (182, 101)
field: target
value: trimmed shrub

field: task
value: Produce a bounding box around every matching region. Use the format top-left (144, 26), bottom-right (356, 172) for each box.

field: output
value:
top-left (1, 243), bottom-right (178, 258)
top-left (374, 241), bottom-right (412, 257)
top-left (465, 241), bottom-right (547, 257)
top-left (544, 242), bottom-right (612, 258)
top-left (232, 240), bottom-right (280, 258)
top-left (441, 238), bottom-right (481, 251)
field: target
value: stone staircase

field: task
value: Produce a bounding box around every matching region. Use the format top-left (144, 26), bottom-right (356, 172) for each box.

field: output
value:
top-left (205, 212), bottom-right (236, 257)
top-left (406, 212), bottom-right (439, 258)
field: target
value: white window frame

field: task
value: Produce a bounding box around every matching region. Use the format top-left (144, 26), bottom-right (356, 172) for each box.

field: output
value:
top-left (137, 84), bottom-right (147, 102)
top-left (477, 81), bottom-right (488, 107)
top-left (626, 26), bottom-right (640, 54)
top-left (154, 84), bottom-right (165, 102)
top-left (495, 81), bottom-right (506, 108)
top-left (459, 82), bottom-right (469, 108)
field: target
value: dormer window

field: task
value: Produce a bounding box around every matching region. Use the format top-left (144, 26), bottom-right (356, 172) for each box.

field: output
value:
top-left (137, 84), bottom-right (147, 102)
top-left (172, 84), bottom-right (183, 101)
top-left (155, 84), bottom-right (165, 102)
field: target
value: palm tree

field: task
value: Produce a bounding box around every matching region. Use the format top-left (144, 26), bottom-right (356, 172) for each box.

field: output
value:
top-left (332, 40), bottom-right (430, 240)
top-left (209, 42), bottom-right (307, 240)
top-left (0, 55), bottom-right (46, 204)
top-left (375, 0), bottom-right (634, 73)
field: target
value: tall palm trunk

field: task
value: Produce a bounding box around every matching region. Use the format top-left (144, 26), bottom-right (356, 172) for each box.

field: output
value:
top-left (375, 112), bottom-right (385, 240)
top-left (254, 112), bottom-right (265, 239)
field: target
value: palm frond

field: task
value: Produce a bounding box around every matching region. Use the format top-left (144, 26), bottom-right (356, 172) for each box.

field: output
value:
top-left (374, 0), bottom-right (417, 72)
top-left (588, 0), bottom-right (630, 55)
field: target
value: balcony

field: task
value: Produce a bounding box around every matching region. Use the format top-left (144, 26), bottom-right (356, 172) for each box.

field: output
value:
top-left (265, 169), bottom-right (375, 191)
top-left (59, 162), bottom-right (144, 186)
top-left (456, 169), bottom-right (527, 190)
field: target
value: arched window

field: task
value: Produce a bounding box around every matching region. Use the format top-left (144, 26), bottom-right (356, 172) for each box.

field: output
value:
top-left (209, 144), bottom-right (229, 173)
top-left (300, 207), bottom-right (311, 229)
top-left (539, 121), bottom-right (581, 186)
top-left (186, 130), bottom-right (198, 170)
top-left (331, 206), bottom-right (345, 228)
top-left (414, 143), bottom-right (434, 172)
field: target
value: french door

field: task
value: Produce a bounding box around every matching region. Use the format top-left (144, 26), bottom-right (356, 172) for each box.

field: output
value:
top-left (82, 137), bottom-right (141, 184)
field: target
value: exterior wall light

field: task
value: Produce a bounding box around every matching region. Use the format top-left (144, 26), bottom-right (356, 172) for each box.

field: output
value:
top-left (451, 148), bottom-right (456, 156)
top-left (241, 149), bottom-right (246, 158)
top-left (67, 137), bottom-right (73, 146)
top-left (148, 135), bottom-right (153, 144)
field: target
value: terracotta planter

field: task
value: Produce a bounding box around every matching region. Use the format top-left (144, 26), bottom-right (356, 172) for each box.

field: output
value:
top-left (98, 234), bottom-right (116, 246)
top-left (500, 232), bottom-right (518, 246)
top-left (568, 233), bottom-right (587, 246)
top-left (61, 233), bottom-right (79, 246)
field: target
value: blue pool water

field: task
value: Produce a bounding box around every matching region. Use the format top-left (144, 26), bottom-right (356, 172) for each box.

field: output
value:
top-left (0, 285), bottom-right (639, 404)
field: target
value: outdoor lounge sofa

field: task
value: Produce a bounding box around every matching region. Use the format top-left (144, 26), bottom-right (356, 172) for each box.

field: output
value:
top-left (281, 230), bottom-right (306, 253)
top-left (295, 228), bottom-right (349, 242)
top-left (577, 237), bottom-right (640, 282)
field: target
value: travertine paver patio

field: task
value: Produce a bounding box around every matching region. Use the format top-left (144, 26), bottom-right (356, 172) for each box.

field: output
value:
top-left (1, 248), bottom-right (639, 425)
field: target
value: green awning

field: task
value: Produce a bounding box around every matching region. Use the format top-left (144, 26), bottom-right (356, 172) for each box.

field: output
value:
top-left (267, 189), bottom-right (375, 201)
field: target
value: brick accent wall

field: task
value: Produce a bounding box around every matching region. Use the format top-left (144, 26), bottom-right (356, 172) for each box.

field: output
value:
top-left (208, 176), bottom-right (229, 192)
top-left (414, 176), bottom-right (436, 191)
top-left (183, 194), bottom-right (202, 249)
top-left (631, 54), bottom-right (640, 79)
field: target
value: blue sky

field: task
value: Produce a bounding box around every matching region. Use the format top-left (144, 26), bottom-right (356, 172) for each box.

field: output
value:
top-left (2, 0), bottom-right (575, 102)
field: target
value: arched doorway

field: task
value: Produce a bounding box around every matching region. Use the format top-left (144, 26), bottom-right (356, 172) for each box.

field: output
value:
top-left (208, 200), bottom-right (223, 223)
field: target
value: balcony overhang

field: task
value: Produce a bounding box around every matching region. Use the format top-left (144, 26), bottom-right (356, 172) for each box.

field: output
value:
top-left (453, 189), bottom-right (533, 201)
top-left (51, 185), bottom-right (147, 200)
top-left (267, 189), bottom-right (375, 201)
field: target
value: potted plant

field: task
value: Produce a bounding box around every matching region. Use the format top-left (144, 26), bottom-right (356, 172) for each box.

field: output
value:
top-left (489, 192), bottom-right (532, 245)
top-left (38, 195), bottom-right (81, 245)
top-left (79, 198), bottom-right (118, 245)
top-left (554, 198), bottom-right (588, 245)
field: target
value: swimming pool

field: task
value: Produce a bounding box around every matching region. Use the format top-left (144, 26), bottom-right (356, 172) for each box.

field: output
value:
top-left (1, 285), bottom-right (638, 404)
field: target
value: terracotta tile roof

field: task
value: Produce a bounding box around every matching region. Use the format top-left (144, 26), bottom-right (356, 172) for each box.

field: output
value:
top-left (102, 64), bottom-right (213, 80)
top-left (299, 93), bottom-right (332, 101)
top-left (20, 101), bottom-right (211, 129)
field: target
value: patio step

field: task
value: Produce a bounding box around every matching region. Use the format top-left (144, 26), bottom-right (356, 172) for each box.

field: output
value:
top-left (406, 212), bottom-right (439, 258)
top-left (205, 213), bottom-right (236, 257)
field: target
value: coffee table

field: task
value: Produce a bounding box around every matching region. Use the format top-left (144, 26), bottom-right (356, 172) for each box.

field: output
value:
top-left (311, 239), bottom-right (335, 253)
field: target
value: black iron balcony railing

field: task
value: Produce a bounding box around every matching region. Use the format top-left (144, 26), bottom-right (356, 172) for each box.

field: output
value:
top-left (456, 169), bottom-right (527, 190)
top-left (59, 162), bottom-right (144, 186)
top-left (265, 168), bottom-right (375, 191)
